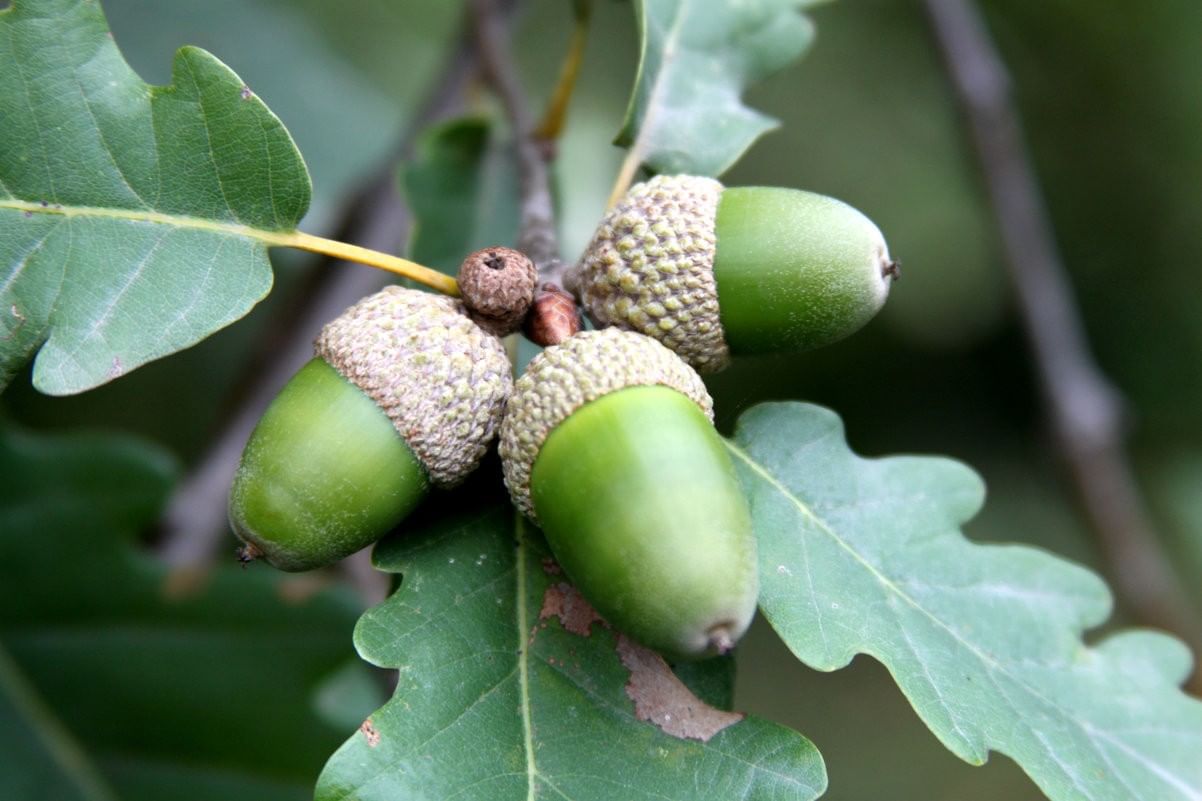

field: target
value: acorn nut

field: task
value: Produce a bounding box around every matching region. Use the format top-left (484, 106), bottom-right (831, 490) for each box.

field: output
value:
top-left (228, 286), bottom-right (512, 571)
top-left (500, 328), bottom-right (758, 660)
top-left (577, 174), bottom-right (897, 372)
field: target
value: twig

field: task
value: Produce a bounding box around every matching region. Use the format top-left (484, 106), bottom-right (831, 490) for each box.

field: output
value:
top-left (471, 0), bottom-right (561, 273)
top-left (607, 144), bottom-right (646, 212)
top-left (923, 0), bottom-right (1202, 691)
top-left (534, 0), bottom-right (592, 142)
top-left (270, 230), bottom-right (458, 296)
top-left (157, 23), bottom-right (482, 573)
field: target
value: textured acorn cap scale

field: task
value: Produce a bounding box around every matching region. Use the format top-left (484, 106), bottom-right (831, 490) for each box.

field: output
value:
top-left (499, 328), bottom-right (712, 520)
top-left (577, 175), bottom-right (731, 372)
top-left (315, 286), bottom-right (512, 486)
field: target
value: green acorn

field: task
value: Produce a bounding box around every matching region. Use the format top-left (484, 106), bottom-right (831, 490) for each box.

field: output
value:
top-left (500, 328), bottom-right (758, 660)
top-left (575, 174), bottom-right (897, 372)
top-left (229, 287), bottom-right (511, 571)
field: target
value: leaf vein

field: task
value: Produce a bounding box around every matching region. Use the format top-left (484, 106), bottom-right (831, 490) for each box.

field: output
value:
top-left (0, 216), bottom-right (65, 298)
top-left (182, 55), bottom-right (240, 224)
top-left (70, 70), bottom-right (150, 209)
top-left (515, 515), bottom-right (539, 801)
top-left (725, 439), bottom-right (1188, 796)
top-left (6, 21), bottom-right (56, 201)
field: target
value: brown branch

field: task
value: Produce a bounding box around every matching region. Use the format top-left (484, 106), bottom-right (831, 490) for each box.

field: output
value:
top-left (156, 22), bottom-right (483, 574)
top-left (923, 0), bottom-right (1202, 691)
top-left (470, 0), bottom-right (562, 273)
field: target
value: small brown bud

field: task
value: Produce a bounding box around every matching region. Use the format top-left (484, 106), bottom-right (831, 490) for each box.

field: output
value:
top-left (523, 284), bottom-right (582, 347)
top-left (457, 246), bottom-right (538, 336)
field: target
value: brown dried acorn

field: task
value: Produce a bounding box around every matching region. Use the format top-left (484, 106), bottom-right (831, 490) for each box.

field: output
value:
top-left (228, 287), bottom-right (511, 571)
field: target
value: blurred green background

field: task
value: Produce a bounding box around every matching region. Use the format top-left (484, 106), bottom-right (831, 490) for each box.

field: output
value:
top-left (3, 1), bottom-right (1200, 799)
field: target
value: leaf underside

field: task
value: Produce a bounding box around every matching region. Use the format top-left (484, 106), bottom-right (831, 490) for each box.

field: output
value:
top-left (0, 426), bottom-right (362, 801)
top-left (0, 0), bottom-right (311, 395)
top-left (731, 402), bottom-right (1202, 801)
top-left (316, 503), bottom-right (827, 801)
top-left (617, 0), bottom-right (820, 177)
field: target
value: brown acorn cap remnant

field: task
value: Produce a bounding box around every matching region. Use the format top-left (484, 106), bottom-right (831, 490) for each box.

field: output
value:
top-left (315, 286), bottom-right (512, 486)
top-left (457, 246), bottom-right (538, 337)
top-left (576, 175), bottom-right (730, 372)
top-left (499, 328), bottom-right (713, 520)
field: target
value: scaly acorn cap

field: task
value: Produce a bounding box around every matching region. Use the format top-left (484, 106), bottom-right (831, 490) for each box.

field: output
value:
top-left (576, 175), bottom-right (730, 372)
top-left (500, 328), bottom-right (712, 519)
top-left (315, 286), bottom-right (511, 487)
top-left (577, 174), bottom-right (895, 373)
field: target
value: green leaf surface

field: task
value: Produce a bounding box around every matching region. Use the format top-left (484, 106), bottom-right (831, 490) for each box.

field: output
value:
top-left (616, 0), bottom-right (819, 177)
top-left (400, 116), bottom-right (520, 276)
top-left (0, 426), bottom-right (361, 801)
top-left (316, 501), bottom-right (827, 801)
top-left (0, 642), bottom-right (116, 801)
top-left (0, 0), bottom-right (311, 395)
top-left (103, 0), bottom-right (463, 231)
top-left (729, 402), bottom-right (1202, 801)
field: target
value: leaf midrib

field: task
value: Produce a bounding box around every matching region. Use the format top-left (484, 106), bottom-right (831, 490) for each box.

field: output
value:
top-left (624, 1), bottom-right (690, 168)
top-left (514, 514), bottom-right (538, 801)
top-left (0, 198), bottom-right (289, 244)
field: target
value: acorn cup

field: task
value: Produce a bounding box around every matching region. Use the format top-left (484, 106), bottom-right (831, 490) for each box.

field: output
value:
top-left (575, 174), bottom-right (898, 372)
top-left (229, 287), bottom-right (512, 572)
top-left (500, 328), bottom-right (758, 661)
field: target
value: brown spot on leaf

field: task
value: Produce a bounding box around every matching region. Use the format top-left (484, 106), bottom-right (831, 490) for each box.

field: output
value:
top-left (616, 634), bottom-right (743, 742)
top-left (541, 557), bottom-right (562, 576)
top-left (360, 718), bottom-right (380, 748)
top-left (538, 582), bottom-right (605, 637)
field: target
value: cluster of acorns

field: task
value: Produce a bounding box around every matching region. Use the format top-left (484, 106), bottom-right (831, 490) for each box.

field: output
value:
top-left (228, 175), bottom-right (896, 661)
